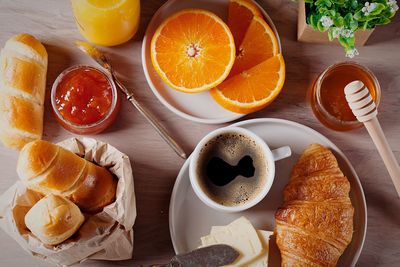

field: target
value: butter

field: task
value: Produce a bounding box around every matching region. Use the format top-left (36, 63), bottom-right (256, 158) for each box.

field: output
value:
top-left (200, 217), bottom-right (273, 267)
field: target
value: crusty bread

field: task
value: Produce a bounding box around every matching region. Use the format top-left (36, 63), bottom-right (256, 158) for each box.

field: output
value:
top-left (275, 144), bottom-right (354, 267)
top-left (25, 194), bottom-right (85, 245)
top-left (17, 140), bottom-right (117, 213)
top-left (0, 33), bottom-right (47, 150)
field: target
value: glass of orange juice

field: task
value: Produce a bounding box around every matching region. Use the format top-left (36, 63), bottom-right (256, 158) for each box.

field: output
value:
top-left (71, 0), bottom-right (140, 46)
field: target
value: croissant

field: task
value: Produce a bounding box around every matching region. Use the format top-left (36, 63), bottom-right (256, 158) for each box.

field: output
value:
top-left (275, 144), bottom-right (354, 267)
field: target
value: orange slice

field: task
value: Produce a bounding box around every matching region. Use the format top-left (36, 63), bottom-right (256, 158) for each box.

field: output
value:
top-left (151, 9), bottom-right (236, 93)
top-left (210, 54), bottom-right (285, 114)
top-left (230, 16), bottom-right (279, 76)
top-left (228, 0), bottom-right (262, 49)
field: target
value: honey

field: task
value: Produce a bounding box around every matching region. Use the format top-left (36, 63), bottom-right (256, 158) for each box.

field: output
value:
top-left (311, 62), bottom-right (381, 131)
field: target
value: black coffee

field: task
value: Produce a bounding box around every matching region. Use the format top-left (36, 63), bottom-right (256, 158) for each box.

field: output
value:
top-left (206, 155), bottom-right (255, 186)
top-left (196, 132), bottom-right (268, 207)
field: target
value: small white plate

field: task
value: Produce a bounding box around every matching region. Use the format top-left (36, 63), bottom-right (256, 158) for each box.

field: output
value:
top-left (169, 118), bottom-right (367, 267)
top-left (141, 0), bottom-right (282, 124)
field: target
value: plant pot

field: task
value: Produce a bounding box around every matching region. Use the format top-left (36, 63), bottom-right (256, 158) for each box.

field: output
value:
top-left (297, 0), bottom-right (374, 45)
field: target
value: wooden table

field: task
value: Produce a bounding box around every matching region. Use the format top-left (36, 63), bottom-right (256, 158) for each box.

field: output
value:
top-left (0, 0), bottom-right (399, 266)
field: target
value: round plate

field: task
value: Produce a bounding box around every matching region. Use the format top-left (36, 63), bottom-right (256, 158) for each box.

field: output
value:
top-left (169, 118), bottom-right (367, 267)
top-left (141, 0), bottom-right (282, 124)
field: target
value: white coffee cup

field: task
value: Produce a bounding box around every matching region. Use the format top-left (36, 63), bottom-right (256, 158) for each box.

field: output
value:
top-left (189, 126), bottom-right (291, 213)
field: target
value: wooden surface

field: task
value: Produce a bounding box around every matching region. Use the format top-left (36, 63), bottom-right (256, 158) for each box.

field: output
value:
top-left (0, 0), bottom-right (399, 266)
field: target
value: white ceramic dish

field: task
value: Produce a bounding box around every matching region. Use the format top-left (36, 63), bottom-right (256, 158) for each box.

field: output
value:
top-left (169, 118), bottom-right (367, 267)
top-left (141, 0), bottom-right (282, 124)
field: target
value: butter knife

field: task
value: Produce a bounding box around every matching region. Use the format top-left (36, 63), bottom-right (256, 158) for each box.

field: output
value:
top-left (150, 244), bottom-right (239, 267)
top-left (75, 41), bottom-right (187, 159)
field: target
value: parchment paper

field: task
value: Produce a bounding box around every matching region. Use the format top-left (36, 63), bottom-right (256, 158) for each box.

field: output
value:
top-left (0, 137), bottom-right (136, 266)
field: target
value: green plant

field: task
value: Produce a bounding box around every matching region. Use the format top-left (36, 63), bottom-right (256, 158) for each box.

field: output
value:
top-left (305, 0), bottom-right (398, 57)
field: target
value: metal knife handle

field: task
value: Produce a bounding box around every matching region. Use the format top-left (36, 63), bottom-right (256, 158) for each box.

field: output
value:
top-left (114, 77), bottom-right (187, 159)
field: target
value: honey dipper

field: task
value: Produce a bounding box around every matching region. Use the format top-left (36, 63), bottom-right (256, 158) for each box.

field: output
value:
top-left (344, 80), bottom-right (400, 197)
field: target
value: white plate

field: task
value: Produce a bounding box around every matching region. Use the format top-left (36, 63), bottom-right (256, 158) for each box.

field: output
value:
top-left (169, 118), bottom-right (367, 267)
top-left (141, 0), bottom-right (282, 124)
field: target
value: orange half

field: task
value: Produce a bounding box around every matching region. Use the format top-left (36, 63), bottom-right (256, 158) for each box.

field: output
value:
top-left (210, 54), bottom-right (285, 114)
top-left (151, 9), bottom-right (236, 93)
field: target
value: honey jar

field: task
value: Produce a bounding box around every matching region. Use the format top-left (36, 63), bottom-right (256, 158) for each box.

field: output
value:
top-left (310, 62), bottom-right (381, 131)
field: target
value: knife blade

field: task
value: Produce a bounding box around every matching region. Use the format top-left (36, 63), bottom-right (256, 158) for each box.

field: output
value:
top-left (150, 244), bottom-right (239, 267)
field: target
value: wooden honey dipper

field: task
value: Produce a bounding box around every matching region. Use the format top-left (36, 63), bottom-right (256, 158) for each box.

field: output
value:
top-left (344, 80), bottom-right (400, 197)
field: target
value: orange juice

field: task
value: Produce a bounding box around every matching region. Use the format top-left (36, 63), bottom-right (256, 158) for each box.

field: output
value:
top-left (71, 0), bottom-right (140, 46)
top-left (311, 62), bottom-right (381, 131)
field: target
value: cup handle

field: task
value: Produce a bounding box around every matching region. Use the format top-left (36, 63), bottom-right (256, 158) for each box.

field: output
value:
top-left (271, 146), bottom-right (292, 161)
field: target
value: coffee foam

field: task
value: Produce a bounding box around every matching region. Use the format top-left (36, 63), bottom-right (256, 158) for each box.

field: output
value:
top-left (196, 132), bottom-right (268, 207)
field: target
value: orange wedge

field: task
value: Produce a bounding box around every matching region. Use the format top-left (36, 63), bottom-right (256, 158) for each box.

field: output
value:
top-left (228, 0), bottom-right (262, 49)
top-left (210, 54), bottom-right (285, 114)
top-left (230, 16), bottom-right (279, 76)
top-left (151, 9), bottom-right (236, 93)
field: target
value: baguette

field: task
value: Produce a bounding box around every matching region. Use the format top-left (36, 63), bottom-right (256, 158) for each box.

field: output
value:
top-left (17, 140), bottom-right (117, 213)
top-left (0, 33), bottom-right (47, 149)
top-left (25, 194), bottom-right (85, 245)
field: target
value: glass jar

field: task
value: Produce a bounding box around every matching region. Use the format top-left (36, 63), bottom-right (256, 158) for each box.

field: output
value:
top-left (310, 62), bottom-right (381, 131)
top-left (51, 65), bottom-right (120, 135)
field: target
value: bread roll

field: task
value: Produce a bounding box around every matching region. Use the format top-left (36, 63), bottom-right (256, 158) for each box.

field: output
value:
top-left (0, 33), bottom-right (47, 150)
top-left (25, 194), bottom-right (85, 245)
top-left (17, 140), bottom-right (117, 213)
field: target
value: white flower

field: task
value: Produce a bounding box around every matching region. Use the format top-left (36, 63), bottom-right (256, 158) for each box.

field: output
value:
top-left (387, 0), bottom-right (399, 13)
top-left (362, 2), bottom-right (377, 16)
top-left (332, 27), bottom-right (355, 39)
top-left (341, 28), bottom-right (354, 38)
top-left (346, 48), bottom-right (360, 58)
top-left (320, 15), bottom-right (334, 28)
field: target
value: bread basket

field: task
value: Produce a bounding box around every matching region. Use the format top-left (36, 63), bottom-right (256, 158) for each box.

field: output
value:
top-left (0, 137), bottom-right (136, 266)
